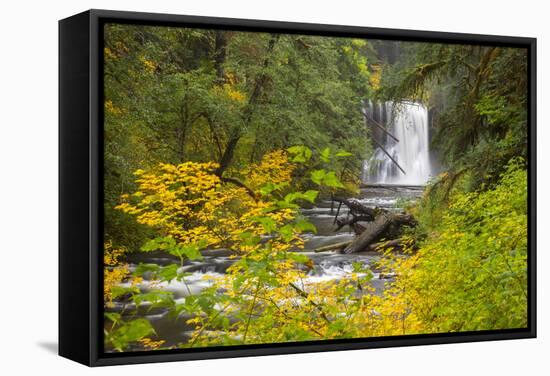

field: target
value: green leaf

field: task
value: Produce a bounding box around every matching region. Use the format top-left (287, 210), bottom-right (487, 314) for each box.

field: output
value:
top-left (141, 236), bottom-right (176, 252)
top-left (311, 169), bottom-right (326, 185)
top-left (294, 219), bottom-right (317, 234)
top-left (251, 216), bottom-right (278, 233)
top-left (289, 253), bottom-right (310, 264)
top-left (291, 154), bottom-right (306, 163)
top-left (111, 285), bottom-right (139, 300)
top-left (287, 145), bottom-right (304, 155)
top-left (283, 192), bottom-right (301, 203)
top-left (174, 244), bottom-right (203, 261)
top-left (159, 264), bottom-right (179, 282)
top-left (109, 318), bottom-right (155, 351)
top-left (302, 190), bottom-right (318, 203)
top-left (279, 224), bottom-right (294, 242)
top-left (246, 259), bottom-right (269, 275)
top-left (196, 238), bottom-right (209, 249)
top-left (134, 263), bottom-right (160, 277)
top-left (161, 239), bottom-right (207, 262)
top-left (335, 150), bottom-right (353, 158)
top-left (259, 182), bottom-right (277, 196)
top-left (104, 312), bottom-right (121, 325)
top-left (132, 290), bottom-right (174, 308)
top-left (274, 200), bottom-right (299, 209)
top-left (239, 231), bottom-right (261, 246)
top-left (311, 169), bottom-right (344, 188)
top-left (121, 318), bottom-right (154, 340)
top-left (282, 190), bottom-right (317, 204)
top-left (323, 171), bottom-right (345, 188)
top-left (320, 147), bottom-right (331, 163)
top-left (140, 240), bottom-right (158, 252)
top-left (175, 295), bottom-right (198, 315)
top-left (287, 145), bottom-right (312, 163)
top-left (233, 274), bottom-right (247, 290)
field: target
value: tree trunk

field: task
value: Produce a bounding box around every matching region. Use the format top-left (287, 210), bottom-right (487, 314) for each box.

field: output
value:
top-left (314, 241), bottom-right (351, 253)
top-left (333, 197), bottom-right (377, 218)
top-left (213, 31), bottom-right (227, 83)
top-left (328, 196), bottom-right (416, 254)
top-left (343, 212), bottom-right (393, 254)
top-left (216, 133), bottom-right (241, 176)
top-left (314, 238), bottom-right (411, 254)
top-left (335, 216), bottom-right (375, 232)
top-left (215, 35), bottom-right (279, 177)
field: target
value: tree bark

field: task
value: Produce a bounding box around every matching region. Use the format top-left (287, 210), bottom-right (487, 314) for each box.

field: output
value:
top-left (313, 238), bottom-right (410, 254)
top-left (216, 35), bottom-right (279, 177)
top-left (314, 241), bottom-right (351, 253)
top-left (334, 217), bottom-right (374, 233)
top-left (343, 212), bottom-right (393, 254)
top-left (332, 197), bottom-right (377, 218)
top-left (216, 132), bottom-right (241, 176)
top-left (213, 31), bottom-right (227, 83)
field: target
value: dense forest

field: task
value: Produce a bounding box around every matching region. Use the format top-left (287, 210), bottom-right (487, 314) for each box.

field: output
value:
top-left (102, 23), bottom-right (528, 352)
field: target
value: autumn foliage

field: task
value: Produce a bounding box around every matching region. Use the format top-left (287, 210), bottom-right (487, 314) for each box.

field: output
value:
top-left (104, 150), bottom-right (528, 351)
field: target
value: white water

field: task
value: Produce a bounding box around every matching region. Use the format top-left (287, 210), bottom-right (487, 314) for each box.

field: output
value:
top-left (363, 101), bottom-right (432, 185)
top-left (107, 186), bottom-right (425, 351)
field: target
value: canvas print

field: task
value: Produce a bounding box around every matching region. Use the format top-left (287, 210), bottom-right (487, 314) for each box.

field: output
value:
top-left (102, 23), bottom-right (528, 353)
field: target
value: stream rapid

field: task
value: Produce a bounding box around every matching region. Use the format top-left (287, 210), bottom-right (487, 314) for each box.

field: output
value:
top-left (106, 185), bottom-right (423, 349)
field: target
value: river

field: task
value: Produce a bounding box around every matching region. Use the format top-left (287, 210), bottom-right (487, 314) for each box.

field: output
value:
top-left (106, 185), bottom-right (423, 350)
top-left (107, 100), bottom-right (432, 351)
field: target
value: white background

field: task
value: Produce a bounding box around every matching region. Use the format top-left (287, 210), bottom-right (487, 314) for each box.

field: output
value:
top-left (0, 0), bottom-right (547, 374)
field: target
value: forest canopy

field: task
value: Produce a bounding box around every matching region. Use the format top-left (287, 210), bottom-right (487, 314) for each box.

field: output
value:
top-left (104, 24), bottom-right (375, 248)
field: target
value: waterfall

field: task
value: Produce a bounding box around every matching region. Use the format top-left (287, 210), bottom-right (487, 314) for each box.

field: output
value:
top-left (363, 101), bottom-right (432, 185)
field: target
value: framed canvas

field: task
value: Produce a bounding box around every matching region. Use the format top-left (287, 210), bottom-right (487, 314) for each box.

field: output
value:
top-left (59, 9), bottom-right (536, 366)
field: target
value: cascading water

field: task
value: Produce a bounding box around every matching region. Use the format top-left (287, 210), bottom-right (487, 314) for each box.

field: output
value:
top-left (363, 101), bottom-right (432, 185)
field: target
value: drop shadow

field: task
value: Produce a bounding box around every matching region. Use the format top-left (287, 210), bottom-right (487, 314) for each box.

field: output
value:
top-left (37, 341), bottom-right (58, 354)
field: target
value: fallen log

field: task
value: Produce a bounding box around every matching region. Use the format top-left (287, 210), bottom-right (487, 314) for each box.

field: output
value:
top-left (332, 197), bottom-right (377, 218)
top-left (314, 241), bottom-right (352, 253)
top-left (343, 213), bottom-right (416, 254)
top-left (343, 212), bottom-right (393, 254)
top-left (371, 138), bottom-right (407, 176)
top-left (335, 216), bottom-right (374, 232)
top-left (361, 109), bottom-right (400, 143)
top-left (352, 221), bottom-right (370, 235)
top-left (391, 213), bottom-right (417, 226)
top-left (313, 238), bottom-right (410, 254)
top-left (329, 196), bottom-right (416, 254)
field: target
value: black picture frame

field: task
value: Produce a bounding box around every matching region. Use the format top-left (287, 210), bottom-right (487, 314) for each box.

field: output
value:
top-left (59, 9), bottom-right (537, 367)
